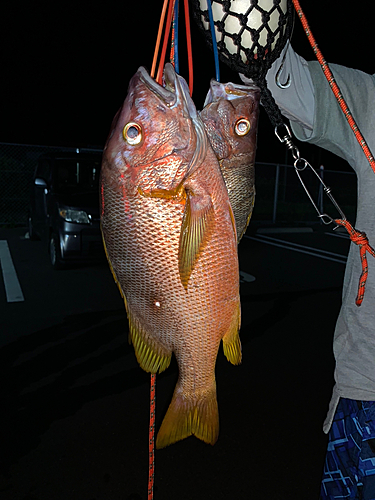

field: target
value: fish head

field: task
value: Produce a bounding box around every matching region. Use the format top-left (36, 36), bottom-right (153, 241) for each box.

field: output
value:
top-left (102, 63), bottom-right (201, 195)
top-left (200, 80), bottom-right (260, 160)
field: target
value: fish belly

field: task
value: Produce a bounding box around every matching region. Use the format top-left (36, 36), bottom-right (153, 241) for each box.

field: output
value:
top-left (221, 156), bottom-right (255, 241)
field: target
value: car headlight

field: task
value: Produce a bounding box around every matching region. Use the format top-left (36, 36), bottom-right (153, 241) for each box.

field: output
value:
top-left (59, 208), bottom-right (90, 224)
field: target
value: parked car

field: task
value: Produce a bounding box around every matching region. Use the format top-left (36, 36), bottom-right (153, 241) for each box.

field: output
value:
top-left (28, 151), bottom-right (104, 268)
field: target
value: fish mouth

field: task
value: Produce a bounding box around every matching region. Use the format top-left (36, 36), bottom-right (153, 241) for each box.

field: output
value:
top-left (138, 64), bottom-right (207, 178)
top-left (164, 63), bottom-right (207, 177)
top-left (164, 63), bottom-right (198, 120)
top-left (204, 80), bottom-right (260, 106)
top-left (138, 66), bottom-right (177, 107)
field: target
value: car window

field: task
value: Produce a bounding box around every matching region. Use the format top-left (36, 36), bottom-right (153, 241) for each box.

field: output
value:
top-left (52, 158), bottom-right (101, 195)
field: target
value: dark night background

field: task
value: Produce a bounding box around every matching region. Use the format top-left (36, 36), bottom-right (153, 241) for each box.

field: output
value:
top-left (0, 4), bottom-right (371, 498)
top-left (1, 2), bottom-right (373, 168)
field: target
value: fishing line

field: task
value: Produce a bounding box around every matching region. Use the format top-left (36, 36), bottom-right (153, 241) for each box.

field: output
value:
top-left (148, 4), bottom-right (184, 498)
top-left (152, 0), bottom-right (193, 96)
top-left (173, 0), bottom-right (180, 73)
top-left (206, 0), bottom-right (220, 82)
top-left (184, 0), bottom-right (194, 94)
top-left (148, 373), bottom-right (156, 500)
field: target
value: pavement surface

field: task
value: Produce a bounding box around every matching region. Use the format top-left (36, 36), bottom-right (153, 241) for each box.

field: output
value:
top-left (0, 224), bottom-right (350, 500)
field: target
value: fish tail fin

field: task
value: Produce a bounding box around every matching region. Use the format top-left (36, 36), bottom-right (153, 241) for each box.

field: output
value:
top-left (156, 384), bottom-right (219, 449)
top-left (222, 301), bottom-right (242, 365)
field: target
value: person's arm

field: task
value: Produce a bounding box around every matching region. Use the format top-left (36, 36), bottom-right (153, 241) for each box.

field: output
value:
top-left (240, 45), bottom-right (315, 138)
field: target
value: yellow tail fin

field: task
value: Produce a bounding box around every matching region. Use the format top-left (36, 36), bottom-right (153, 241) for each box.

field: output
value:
top-left (156, 384), bottom-right (219, 449)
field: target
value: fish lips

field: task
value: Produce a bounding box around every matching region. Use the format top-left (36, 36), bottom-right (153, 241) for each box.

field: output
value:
top-left (203, 80), bottom-right (260, 107)
top-left (137, 63), bottom-right (197, 121)
top-left (137, 65), bottom-right (176, 107)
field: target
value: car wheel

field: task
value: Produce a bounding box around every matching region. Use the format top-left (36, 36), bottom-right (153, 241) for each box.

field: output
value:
top-left (49, 233), bottom-right (64, 269)
top-left (28, 215), bottom-right (39, 240)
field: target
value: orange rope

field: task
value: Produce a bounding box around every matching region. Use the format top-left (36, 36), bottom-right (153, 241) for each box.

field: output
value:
top-left (292, 0), bottom-right (375, 306)
top-left (156, 0), bottom-right (176, 84)
top-left (151, 0), bottom-right (193, 96)
top-left (148, 5), bottom-right (184, 498)
top-left (170, 7), bottom-right (176, 66)
top-left (151, 0), bottom-right (169, 79)
top-left (184, 0), bottom-right (194, 95)
top-left (291, 0), bottom-right (375, 174)
top-left (148, 373), bottom-right (156, 500)
top-left (335, 220), bottom-right (375, 306)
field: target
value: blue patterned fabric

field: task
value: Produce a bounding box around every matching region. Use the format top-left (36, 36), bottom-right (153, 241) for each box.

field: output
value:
top-left (321, 398), bottom-right (375, 499)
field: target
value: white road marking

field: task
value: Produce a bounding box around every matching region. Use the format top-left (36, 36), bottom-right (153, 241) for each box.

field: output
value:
top-left (244, 235), bottom-right (347, 264)
top-left (0, 241), bottom-right (24, 302)
top-left (324, 231), bottom-right (350, 240)
top-left (255, 234), bottom-right (347, 259)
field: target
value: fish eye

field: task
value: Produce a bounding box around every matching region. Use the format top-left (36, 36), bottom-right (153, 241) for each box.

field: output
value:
top-left (123, 122), bottom-right (142, 145)
top-left (235, 118), bottom-right (251, 136)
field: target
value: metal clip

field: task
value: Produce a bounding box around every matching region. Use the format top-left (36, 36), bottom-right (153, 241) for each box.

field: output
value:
top-left (275, 124), bottom-right (300, 163)
top-left (274, 125), bottom-right (347, 225)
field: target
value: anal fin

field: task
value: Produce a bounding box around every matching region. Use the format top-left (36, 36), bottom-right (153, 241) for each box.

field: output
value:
top-left (129, 314), bottom-right (172, 374)
top-left (101, 227), bottom-right (172, 374)
top-left (222, 301), bottom-right (242, 365)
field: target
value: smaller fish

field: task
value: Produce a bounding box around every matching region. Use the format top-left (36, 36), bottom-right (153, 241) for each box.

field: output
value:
top-left (200, 80), bottom-right (260, 241)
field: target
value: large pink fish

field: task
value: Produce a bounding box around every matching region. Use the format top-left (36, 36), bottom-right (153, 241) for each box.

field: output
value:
top-left (100, 64), bottom-right (241, 448)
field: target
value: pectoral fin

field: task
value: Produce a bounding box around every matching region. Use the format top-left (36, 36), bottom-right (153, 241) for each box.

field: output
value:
top-left (178, 190), bottom-right (215, 289)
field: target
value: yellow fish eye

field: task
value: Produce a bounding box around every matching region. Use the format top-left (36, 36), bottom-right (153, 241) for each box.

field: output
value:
top-left (234, 118), bottom-right (251, 136)
top-left (123, 122), bottom-right (142, 145)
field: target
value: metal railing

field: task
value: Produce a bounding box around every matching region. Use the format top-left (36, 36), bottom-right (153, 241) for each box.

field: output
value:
top-left (252, 162), bottom-right (357, 225)
top-left (0, 143), bottom-right (357, 227)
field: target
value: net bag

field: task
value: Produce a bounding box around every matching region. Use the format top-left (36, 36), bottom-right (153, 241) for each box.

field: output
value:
top-left (192, 0), bottom-right (294, 127)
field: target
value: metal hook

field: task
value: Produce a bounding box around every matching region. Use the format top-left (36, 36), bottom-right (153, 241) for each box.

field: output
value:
top-left (276, 65), bottom-right (291, 89)
top-left (275, 11), bottom-right (295, 89)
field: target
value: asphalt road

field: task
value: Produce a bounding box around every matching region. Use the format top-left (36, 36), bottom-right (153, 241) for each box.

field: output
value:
top-left (0, 224), bottom-right (350, 500)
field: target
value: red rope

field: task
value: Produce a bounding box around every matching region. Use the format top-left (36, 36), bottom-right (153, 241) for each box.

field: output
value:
top-left (291, 0), bottom-right (375, 174)
top-left (151, 0), bottom-right (193, 95)
top-left (184, 0), bottom-right (194, 95)
top-left (292, 0), bottom-right (375, 306)
top-left (170, 5), bottom-right (176, 66)
top-left (148, 4), bottom-right (189, 497)
top-left (151, 0), bottom-right (169, 79)
top-left (148, 373), bottom-right (156, 500)
top-left (156, 0), bottom-right (176, 84)
top-left (335, 219), bottom-right (375, 306)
